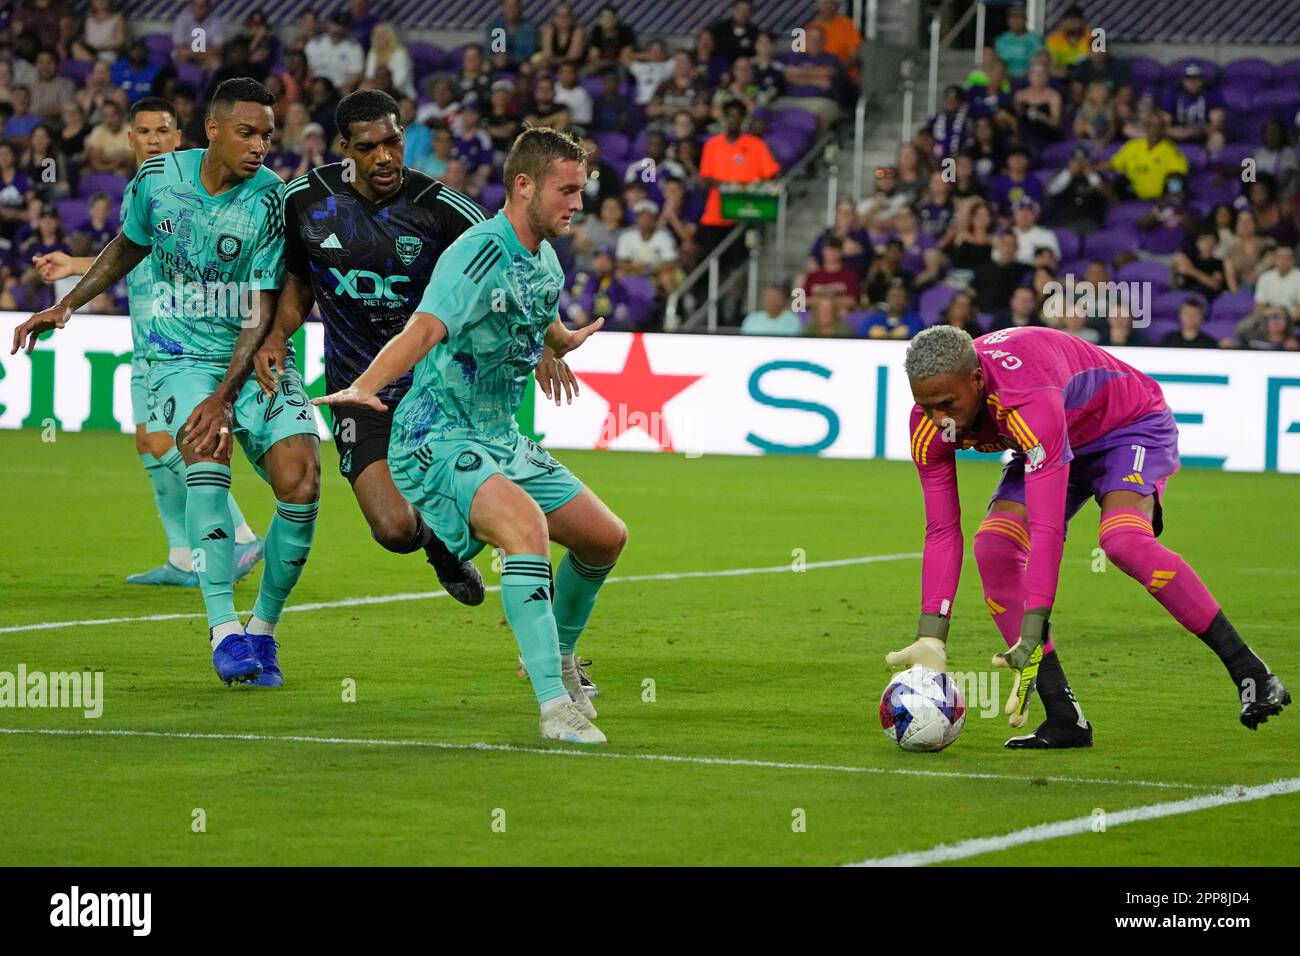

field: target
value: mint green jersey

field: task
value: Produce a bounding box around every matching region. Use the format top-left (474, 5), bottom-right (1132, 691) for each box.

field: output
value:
top-left (121, 148), bottom-right (285, 363)
top-left (125, 257), bottom-right (155, 358)
top-left (391, 210), bottom-right (564, 455)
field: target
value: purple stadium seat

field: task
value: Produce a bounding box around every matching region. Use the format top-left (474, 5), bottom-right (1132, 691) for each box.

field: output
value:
top-left (175, 61), bottom-right (206, 95)
top-left (918, 285), bottom-right (957, 325)
top-left (1052, 227), bottom-right (1081, 261)
top-left (1125, 56), bottom-right (1163, 94)
top-left (1250, 88), bottom-right (1300, 122)
top-left (55, 199), bottom-right (89, 230)
top-left (1084, 227), bottom-right (1139, 262)
top-left (1209, 142), bottom-right (1254, 174)
top-left (767, 129), bottom-right (808, 167)
top-left (844, 310), bottom-right (874, 336)
top-left (1188, 199), bottom-right (1216, 219)
top-left (1164, 58), bottom-right (1218, 86)
top-left (78, 172), bottom-right (129, 200)
top-left (1105, 200), bottom-right (1153, 228)
top-left (1094, 141), bottom-right (1123, 164)
top-left (1031, 167), bottom-right (1055, 189)
top-left (1222, 58), bottom-right (1275, 88)
top-left (1180, 143), bottom-right (1207, 173)
top-left (1040, 139), bottom-right (1083, 167)
top-left (1226, 107), bottom-right (1271, 144)
top-left (1138, 225), bottom-right (1185, 255)
top-left (143, 33), bottom-right (172, 67)
top-left (771, 109), bottom-right (817, 137)
top-left (594, 132), bottom-right (630, 165)
top-left (477, 183), bottom-right (506, 210)
top-left (1153, 290), bottom-right (1207, 322)
top-left (1209, 289), bottom-right (1255, 326)
top-left (1116, 260), bottom-right (1172, 291)
top-left (1277, 59), bottom-right (1300, 84)
top-left (1190, 171), bottom-right (1241, 206)
top-left (1146, 317), bottom-right (1179, 343)
top-left (581, 75), bottom-right (605, 100)
top-left (446, 45), bottom-right (466, 74)
top-left (58, 58), bottom-right (91, 84)
top-left (1059, 259), bottom-right (1089, 279)
top-left (406, 42), bottom-right (445, 79)
top-left (1219, 84), bottom-right (1255, 112)
top-left (1200, 317), bottom-right (1237, 342)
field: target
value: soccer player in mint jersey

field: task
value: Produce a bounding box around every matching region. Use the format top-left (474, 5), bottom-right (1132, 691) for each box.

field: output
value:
top-left (887, 325), bottom-right (1290, 747)
top-left (31, 96), bottom-right (265, 588)
top-left (253, 89), bottom-right (490, 605)
top-left (315, 128), bottom-right (626, 744)
top-left (13, 79), bottom-right (321, 688)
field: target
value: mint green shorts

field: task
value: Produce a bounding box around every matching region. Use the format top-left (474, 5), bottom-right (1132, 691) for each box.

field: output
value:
top-left (389, 431), bottom-right (584, 562)
top-left (130, 356), bottom-right (151, 427)
top-left (146, 357), bottom-right (318, 479)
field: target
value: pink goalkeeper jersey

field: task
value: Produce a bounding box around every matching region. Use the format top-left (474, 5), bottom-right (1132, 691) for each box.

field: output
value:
top-left (910, 326), bottom-right (1169, 616)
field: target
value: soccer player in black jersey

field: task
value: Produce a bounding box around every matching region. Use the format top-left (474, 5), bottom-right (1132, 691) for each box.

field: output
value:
top-left (256, 90), bottom-right (581, 605)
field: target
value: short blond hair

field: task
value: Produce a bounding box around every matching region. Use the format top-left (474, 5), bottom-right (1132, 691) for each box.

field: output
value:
top-left (503, 126), bottom-right (587, 197)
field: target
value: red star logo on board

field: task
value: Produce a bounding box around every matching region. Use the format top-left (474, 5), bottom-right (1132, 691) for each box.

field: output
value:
top-left (574, 333), bottom-right (701, 451)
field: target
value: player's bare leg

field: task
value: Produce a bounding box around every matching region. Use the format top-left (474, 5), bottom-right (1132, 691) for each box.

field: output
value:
top-left (976, 498), bottom-right (1092, 749)
top-left (470, 474), bottom-right (604, 743)
top-left (351, 459), bottom-right (484, 605)
top-left (240, 433), bottom-right (322, 687)
top-left (546, 488), bottom-right (628, 713)
top-left (1097, 490), bottom-right (1289, 729)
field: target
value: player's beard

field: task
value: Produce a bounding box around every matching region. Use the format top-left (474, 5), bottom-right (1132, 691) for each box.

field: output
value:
top-left (526, 191), bottom-right (565, 240)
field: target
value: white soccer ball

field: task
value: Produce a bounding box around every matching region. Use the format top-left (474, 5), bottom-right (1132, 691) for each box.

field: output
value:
top-left (879, 666), bottom-right (966, 752)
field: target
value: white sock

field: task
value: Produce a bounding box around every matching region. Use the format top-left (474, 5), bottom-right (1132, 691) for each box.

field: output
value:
top-left (169, 547), bottom-right (193, 572)
top-left (245, 614), bottom-right (277, 637)
top-left (210, 620), bottom-right (243, 649)
top-left (234, 523), bottom-right (257, 544)
top-left (540, 694), bottom-right (570, 717)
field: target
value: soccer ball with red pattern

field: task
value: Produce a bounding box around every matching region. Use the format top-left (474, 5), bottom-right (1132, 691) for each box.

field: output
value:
top-left (880, 666), bottom-right (966, 752)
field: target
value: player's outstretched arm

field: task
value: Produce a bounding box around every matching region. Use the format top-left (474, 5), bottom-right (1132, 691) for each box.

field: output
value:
top-left (31, 253), bottom-right (96, 282)
top-left (254, 272), bottom-right (315, 397)
top-left (544, 316), bottom-right (603, 358)
top-left (10, 234), bottom-right (150, 355)
top-left (312, 311), bottom-right (449, 412)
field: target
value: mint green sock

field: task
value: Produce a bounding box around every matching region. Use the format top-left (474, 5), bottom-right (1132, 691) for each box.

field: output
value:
top-left (143, 450), bottom-right (188, 550)
top-left (554, 551), bottom-right (615, 656)
top-left (251, 499), bottom-right (318, 624)
top-left (502, 555), bottom-right (566, 704)
top-left (185, 462), bottom-right (238, 628)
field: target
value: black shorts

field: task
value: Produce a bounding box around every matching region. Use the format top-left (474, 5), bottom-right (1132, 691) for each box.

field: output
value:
top-left (331, 404), bottom-right (393, 486)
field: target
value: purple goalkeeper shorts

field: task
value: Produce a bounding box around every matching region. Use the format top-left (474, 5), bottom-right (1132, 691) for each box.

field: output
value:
top-left (990, 409), bottom-right (1181, 536)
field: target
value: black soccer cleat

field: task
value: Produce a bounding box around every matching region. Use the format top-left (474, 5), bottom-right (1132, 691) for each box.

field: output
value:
top-left (424, 538), bottom-right (486, 606)
top-left (1004, 720), bottom-right (1093, 750)
top-left (1240, 674), bottom-right (1291, 730)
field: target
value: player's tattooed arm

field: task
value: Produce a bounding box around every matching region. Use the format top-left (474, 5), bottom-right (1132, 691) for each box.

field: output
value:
top-left (312, 311), bottom-right (449, 412)
top-left (255, 273), bottom-right (315, 396)
top-left (10, 234), bottom-right (150, 355)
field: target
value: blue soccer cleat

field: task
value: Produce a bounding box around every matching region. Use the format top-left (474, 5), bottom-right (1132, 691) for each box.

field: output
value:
top-left (245, 633), bottom-right (283, 687)
top-left (212, 633), bottom-right (262, 685)
top-left (233, 537), bottom-right (266, 583)
top-left (126, 562), bottom-right (199, 587)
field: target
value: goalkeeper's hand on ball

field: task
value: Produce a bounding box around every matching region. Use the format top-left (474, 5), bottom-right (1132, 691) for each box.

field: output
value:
top-left (885, 613), bottom-right (950, 672)
top-left (992, 608), bottom-right (1049, 727)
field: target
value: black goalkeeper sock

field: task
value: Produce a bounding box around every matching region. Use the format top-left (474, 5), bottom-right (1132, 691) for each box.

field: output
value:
top-left (1037, 650), bottom-right (1088, 728)
top-left (391, 514), bottom-right (435, 555)
top-left (1197, 610), bottom-right (1268, 690)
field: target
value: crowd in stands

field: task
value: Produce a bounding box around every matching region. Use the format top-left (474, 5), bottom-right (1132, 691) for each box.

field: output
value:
top-left (0, 0), bottom-right (865, 325)
top-left (745, 2), bottom-right (1300, 350)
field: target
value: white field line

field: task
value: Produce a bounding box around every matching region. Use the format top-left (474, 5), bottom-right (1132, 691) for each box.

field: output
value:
top-left (0, 726), bottom-right (1216, 792)
top-left (846, 777), bottom-right (1300, 866)
top-left (0, 553), bottom-right (921, 635)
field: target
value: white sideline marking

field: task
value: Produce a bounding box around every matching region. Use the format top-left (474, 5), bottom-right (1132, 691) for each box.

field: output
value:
top-left (0, 726), bottom-right (1215, 792)
top-left (0, 553), bottom-right (921, 635)
top-left (846, 777), bottom-right (1300, 867)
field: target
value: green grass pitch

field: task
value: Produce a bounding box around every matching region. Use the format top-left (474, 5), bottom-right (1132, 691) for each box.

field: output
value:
top-left (0, 427), bottom-right (1296, 866)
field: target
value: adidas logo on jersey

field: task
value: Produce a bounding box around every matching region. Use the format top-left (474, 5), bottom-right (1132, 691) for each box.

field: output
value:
top-left (320, 233), bottom-right (343, 250)
top-left (1122, 472), bottom-right (1145, 485)
top-left (156, 219), bottom-right (173, 235)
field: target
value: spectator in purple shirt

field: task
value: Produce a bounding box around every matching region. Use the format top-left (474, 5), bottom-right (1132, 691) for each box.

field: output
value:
top-left (76, 191), bottom-right (117, 253)
top-left (927, 85), bottom-right (972, 162)
top-left (988, 145), bottom-right (1044, 217)
top-left (915, 172), bottom-right (956, 244)
top-left (452, 103), bottom-right (494, 191)
top-left (773, 24), bottom-right (841, 130)
top-left (1162, 65), bottom-right (1226, 153)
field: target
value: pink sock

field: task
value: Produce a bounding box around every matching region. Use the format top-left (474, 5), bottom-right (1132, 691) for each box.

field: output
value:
top-left (973, 512), bottom-right (1056, 654)
top-left (1099, 509), bottom-right (1220, 635)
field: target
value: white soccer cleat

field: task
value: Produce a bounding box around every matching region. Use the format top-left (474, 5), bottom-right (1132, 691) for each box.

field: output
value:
top-left (539, 699), bottom-right (607, 744)
top-left (562, 658), bottom-right (597, 719)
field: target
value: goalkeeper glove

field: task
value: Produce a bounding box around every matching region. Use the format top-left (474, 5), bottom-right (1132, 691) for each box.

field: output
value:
top-left (992, 607), bottom-right (1049, 727)
top-left (885, 612), bottom-right (950, 672)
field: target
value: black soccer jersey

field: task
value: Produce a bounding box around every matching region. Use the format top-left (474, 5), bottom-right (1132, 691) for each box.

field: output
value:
top-left (283, 164), bottom-right (486, 405)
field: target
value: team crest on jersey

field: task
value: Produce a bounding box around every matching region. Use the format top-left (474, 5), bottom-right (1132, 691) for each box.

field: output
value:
top-left (395, 236), bottom-right (423, 266)
top-left (455, 451), bottom-right (482, 472)
top-left (163, 397), bottom-right (175, 425)
top-left (155, 219), bottom-right (173, 235)
top-left (216, 234), bottom-right (242, 263)
top-left (543, 287), bottom-right (559, 312)
top-left (1025, 443), bottom-right (1046, 472)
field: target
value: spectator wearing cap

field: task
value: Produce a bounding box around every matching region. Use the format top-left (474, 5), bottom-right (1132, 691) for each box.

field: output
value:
top-left (988, 145), bottom-right (1043, 216)
top-left (1046, 145), bottom-right (1111, 230)
top-left (1100, 112), bottom-right (1187, 201)
top-left (617, 198), bottom-right (681, 296)
top-left (774, 24), bottom-right (842, 130)
top-left (741, 283), bottom-right (803, 336)
top-left (1161, 299), bottom-right (1219, 348)
top-left (862, 280), bottom-right (923, 339)
top-left (1163, 64), bottom-right (1226, 153)
top-left (173, 0), bottom-right (225, 69)
top-left (994, 3), bottom-right (1043, 80)
top-left (1011, 197), bottom-right (1059, 264)
top-left (1045, 4), bottom-right (1090, 77)
top-left (927, 86), bottom-right (971, 161)
top-left (306, 11), bottom-right (364, 94)
top-left (485, 0), bottom-right (540, 72)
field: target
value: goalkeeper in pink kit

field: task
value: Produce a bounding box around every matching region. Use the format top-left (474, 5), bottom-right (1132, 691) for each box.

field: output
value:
top-left (887, 325), bottom-right (1290, 748)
